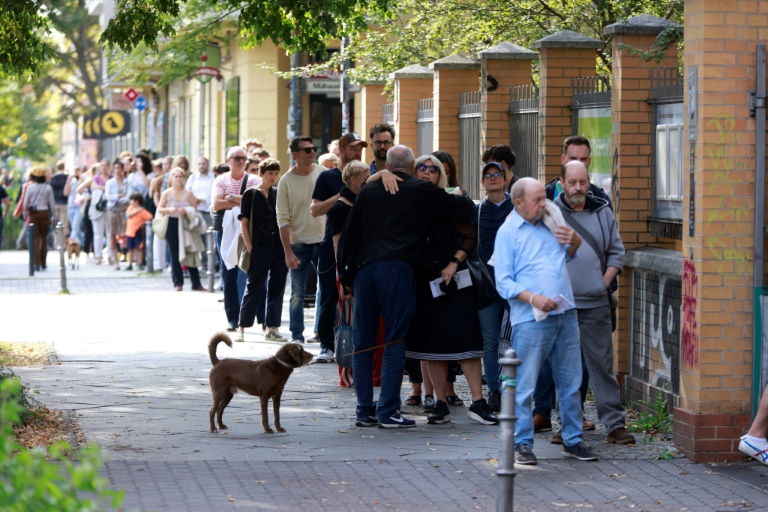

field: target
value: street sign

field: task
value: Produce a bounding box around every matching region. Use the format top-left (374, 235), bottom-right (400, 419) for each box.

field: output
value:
top-left (82, 110), bottom-right (130, 139)
top-left (125, 88), bottom-right (139, 102)
top-left (101, 111), bottom-right (127, 136)
top-left (133, 95), bottom-right (148, 112)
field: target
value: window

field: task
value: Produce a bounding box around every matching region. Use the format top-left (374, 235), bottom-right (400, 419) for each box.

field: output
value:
top-left (654, 103), bottom-right (684, 219)
top-left (225, 77), bottom-right (240, 149)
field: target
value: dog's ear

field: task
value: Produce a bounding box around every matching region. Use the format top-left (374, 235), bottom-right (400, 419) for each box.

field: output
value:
top-left (288, 344), bottom-right (304, 366)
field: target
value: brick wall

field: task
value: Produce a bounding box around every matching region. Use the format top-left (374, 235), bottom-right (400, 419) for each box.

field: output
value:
top-left (393, 71), bottom-right (433, 153)
top-left (360, 83), bottom-right (388, 162)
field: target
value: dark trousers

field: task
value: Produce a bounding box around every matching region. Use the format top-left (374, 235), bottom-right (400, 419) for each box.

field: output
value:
top-left (166, 218), bottom-right (201, 289)
top-left (239, 244), bottom-right (288, 329)
top-left (316, 242), bottom-right (339, 352)
top-left (215, 230), bottom-right (247, 329)
top-left (28, 210), bottom-right (51, 266)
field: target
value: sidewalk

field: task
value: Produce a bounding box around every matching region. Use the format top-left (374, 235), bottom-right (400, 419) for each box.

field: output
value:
top-left (2, 249), bottom-right (767, 511)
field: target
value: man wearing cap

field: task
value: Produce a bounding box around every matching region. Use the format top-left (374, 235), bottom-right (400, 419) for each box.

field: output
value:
top-left (277, 136), bottom-right (326, 343)
top-left (309, 132), bottom-right (368, 362)
top-left (473, 154), bottom-right (516, 412)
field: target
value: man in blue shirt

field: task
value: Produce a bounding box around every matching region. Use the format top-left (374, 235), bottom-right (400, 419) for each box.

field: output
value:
top-left (494, 177), bottom-right (599, 465)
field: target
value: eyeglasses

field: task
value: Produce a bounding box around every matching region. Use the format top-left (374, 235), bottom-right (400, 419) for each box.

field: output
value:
top-left (298, 146), bottom-right (318, 154)
top-left (417, 164), bottom-right (440, 174)
top-left (373, 140), bottom-right (393, 148)
top-left (230, 155), bottom-right (247, 162)
top-left (483, 172), bottom-right (504, 180)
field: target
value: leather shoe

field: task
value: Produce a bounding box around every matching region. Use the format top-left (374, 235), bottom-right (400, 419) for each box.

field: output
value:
top-left (533, 413), bottom-right (552, 433)
top-left (583, 420), bottom-right (596, 431)
top-left (550, 430), bottom-right (563, 444)
top-left (606, 427), bottom-right (636, 444)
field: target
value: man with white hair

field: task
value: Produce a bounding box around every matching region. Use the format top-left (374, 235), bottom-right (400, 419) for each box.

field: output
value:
top-left (212, 146), bottom-right (260, 335)
top-left (494, 177), bottom-right (599, 465)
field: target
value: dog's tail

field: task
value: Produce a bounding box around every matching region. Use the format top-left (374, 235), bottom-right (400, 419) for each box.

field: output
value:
top-left (208, 333), bottom-right (233, 366)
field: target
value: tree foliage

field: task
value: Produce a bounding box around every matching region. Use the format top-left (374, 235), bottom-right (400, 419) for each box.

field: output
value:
top-left (0, 0), bottom-right (56, 79)
top-left (0, 81), bottom-right (56, 162)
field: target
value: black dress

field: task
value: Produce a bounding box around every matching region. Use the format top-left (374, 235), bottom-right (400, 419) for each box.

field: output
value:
top-left (405, 220), bottom-right (483, 360)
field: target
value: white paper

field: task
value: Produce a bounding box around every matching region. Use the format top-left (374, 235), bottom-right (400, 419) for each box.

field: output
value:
top-left (532, 294), bottom-right (574, 322)
top-left (429, 269), bottom-right (472, 298)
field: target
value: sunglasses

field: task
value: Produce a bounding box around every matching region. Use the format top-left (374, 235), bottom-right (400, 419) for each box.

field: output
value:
top-left (417, 164), bottom-right (440, 174)
top-left (483, 172), bottom-right (504, 180)
top-left (230, 155), bottom-right (247, 162)
top-left (298, 146), bottom-right (318, 154)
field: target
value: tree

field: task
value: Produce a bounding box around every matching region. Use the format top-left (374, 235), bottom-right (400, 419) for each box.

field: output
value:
top-left (0, 0), bottom-right (56, 79)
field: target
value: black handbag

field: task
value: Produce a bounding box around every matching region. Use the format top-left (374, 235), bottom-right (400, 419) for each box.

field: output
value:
top-left (334, 298), bottom-right (354, 368)
top-left (466, 249), bottom-right (501, 310)
top-left (95, 195), bottom-right (107, 212)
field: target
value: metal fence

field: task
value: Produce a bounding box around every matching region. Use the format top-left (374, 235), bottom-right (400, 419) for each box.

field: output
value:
top-left (416, 98), bottom-right (434, 156)
top-left (459, 90), bottom-right (482, 199)
top-left (382, 103), bottom-right (394, 125)
top-left (648, 67), bottom-right (684, 240)
top-left (570, 75), bottom-right (612, 133)
top-left (509, 84), bottom-right (539, 180)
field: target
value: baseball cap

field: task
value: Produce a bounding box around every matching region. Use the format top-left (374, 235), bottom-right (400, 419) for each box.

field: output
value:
top-left (482, 161), bottom-right (506, 176)
top-left (339, 132), bottom-right (369, 148)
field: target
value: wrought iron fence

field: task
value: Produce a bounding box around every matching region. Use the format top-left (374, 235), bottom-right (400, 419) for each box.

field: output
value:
top-left (459, 90), bottom-right (482, 199)
top-left (416, 98), bottom-right (434, 156)
top-left (509, 84), bottom-right (539, 180)
top-left (382, 103), bottom-right (394, 125)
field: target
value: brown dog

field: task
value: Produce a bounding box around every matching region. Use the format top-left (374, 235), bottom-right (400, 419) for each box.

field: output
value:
top-left (66, 239), bottom-right (82, 270)
top-left (208, 333), bottom-right (313, 434)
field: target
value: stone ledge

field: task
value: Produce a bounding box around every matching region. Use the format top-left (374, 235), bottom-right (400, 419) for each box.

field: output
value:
top-left (391, 64), bottom-right (433, 79)
top-left (623, 247), bottom-right (681, 275)
top-left (430, 54), bottom-right (480, 70)
top-left (604, 14), bottom-right (681, 37)
top-left (477, 41), bottom-right (538, 60)
top-left (532, 30), bottom-right (604, 50)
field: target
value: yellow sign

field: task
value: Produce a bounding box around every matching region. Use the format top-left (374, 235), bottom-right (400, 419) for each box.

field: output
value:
top-left (101, 111), bottom-right (125, 136)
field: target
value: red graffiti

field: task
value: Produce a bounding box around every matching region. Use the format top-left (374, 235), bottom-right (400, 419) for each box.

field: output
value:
top-left (682, 259), bottom-right (699, 367)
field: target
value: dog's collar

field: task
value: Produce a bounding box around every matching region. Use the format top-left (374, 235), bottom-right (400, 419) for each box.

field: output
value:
top-left (274, 355), bottom-right (293, 369)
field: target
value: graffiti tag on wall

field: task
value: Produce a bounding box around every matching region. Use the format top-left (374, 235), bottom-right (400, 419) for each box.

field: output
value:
top-left (681, 259), bottom-right (699, 367)
top-left (631, 269), bottom-right (682, 394)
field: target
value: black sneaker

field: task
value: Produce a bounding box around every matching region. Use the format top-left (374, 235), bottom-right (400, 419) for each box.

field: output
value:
top-left (423, 394), bottom-right (435, 412)
top-left (468, 398), bottom-right (500, 425)
top-left (562, 441), bottom-right (599, 461)
top-left (515, 444), bottom-right (537, 465)
top-left (427, 400), bottom-right (451, 424)
top-left (355, 415), bottom-right (378, 427)
top-left (487, 390), bottom-right (501, 413)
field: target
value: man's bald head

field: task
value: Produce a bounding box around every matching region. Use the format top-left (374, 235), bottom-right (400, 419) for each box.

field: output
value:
top-left (386, 144), bottom-right (416, 175)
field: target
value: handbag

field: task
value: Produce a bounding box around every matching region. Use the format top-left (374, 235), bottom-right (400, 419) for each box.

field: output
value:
top-left (213, 174), bottom-right (248, 231)
top-left (237, 233), bottom-right (250, 272)
top-left (472, 202), bottom-right (503, 310)
top-left (152, 212), bottom-right (169, 240)
top-left (334, 297), bottom-right (354, 369)
top-left (95, 194), bottom-right (107, 212)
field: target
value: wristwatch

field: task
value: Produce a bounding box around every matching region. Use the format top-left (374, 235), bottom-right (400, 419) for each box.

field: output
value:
top-left (450, 256), bottom-right (461, 265)
top-left (228, 194), bottom-right (235, 202)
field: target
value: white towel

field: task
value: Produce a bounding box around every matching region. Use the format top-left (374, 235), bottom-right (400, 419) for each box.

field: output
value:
top-left (221, 207), bottom-right (242, 270)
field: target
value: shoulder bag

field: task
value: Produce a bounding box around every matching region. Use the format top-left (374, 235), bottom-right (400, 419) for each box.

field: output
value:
top-left (236, 188), bottom-right (257, 272)
top-left (334, 296), bottom-right (354, 369)
top-left (213, 175), bottom-right (248, 232)
top-left (469, 202), bottom-right (502, 310)
top-left (152, 212), bottom-right (169, 240)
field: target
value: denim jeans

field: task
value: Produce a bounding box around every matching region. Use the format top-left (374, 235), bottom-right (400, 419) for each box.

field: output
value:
top-left (478, 299), bottom-right (505, 393)
top-left (215, 230), bottom-right (247, 329)
top-left (533, 353), bottom-right (589, 419)
top-left (68, 205), bottom-right (82, 244)
top-left (513, 310), bottom-right (583, 449)
top-left (316, 241), bottom-right (339, 352)
top-left (288, 243), bottom-right (320, 341)
top-left (352, 261), bottom-right (415, 421)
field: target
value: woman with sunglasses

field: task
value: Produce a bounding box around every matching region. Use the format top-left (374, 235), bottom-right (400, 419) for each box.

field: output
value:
top-left (404, 155), bottom-right (498, 426)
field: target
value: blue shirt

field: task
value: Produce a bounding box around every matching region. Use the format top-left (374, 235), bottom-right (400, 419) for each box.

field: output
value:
top-left (493, 209), bottom-right (575, 326)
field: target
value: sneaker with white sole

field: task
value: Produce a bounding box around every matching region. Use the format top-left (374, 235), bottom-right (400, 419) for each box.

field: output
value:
top-left (739, 435), bottom-right (768, 465)
top-left (562, 441), bottom-right (599, 461)
top-left (233, 330), bottom-right (245, 343)
top-left (315, 348), bottom-right (335, 363)
top-left (378, 412), bottom-right (416, 428)
top-left (427, 400), bottom-right (451, 424)
top-left (515, 444), bottom-right (537, 465)
top-left (265, 329), bottom-right (288, 342)
top-left (422, 394), bottom-right (436, 412)
top-left (468, 398), bottom-right (500, 425)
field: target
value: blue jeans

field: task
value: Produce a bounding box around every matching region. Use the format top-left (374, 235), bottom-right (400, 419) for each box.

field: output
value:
top-left (215, 230), bottom-right (247, 329)
top-left (288, 243), bottom-right (320, 341)
top-left (478, 299), bottom-right (505, 393)
top-left (68, 205), bottom-right (82, 244)
top-left (513, 310), bottom-right (583, 448)
top-left (352, 261), bottom-right (415, 421)
top-left (316, 241), bottom-right (339, 352)
top-left (533, 354), bottom-right (590, 419)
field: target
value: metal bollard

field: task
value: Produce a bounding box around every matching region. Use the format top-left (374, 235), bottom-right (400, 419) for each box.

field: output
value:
top-left (145, 220), bottom-right (154, 273)
top-left (497, 348), bottom-right (522, 512)
top-left (27, 223), bottom-right (35, 276)
top-left (206, 227), bottom-right (215, 292)
top-left (56, 222), bottom-right (69, 294)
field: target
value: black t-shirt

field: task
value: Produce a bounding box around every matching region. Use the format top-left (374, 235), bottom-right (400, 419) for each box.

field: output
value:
top-left (239, 186), bottom-right (281, 247)
top-left (50, 173), bottom-right (68, 205)
top-left (311, 168), bottom-right (343, 202)
top-left (0, 186), bottom-right (7, 217)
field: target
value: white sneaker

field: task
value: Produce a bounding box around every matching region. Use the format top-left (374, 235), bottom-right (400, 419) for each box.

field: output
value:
top-left (314, 348), bottom-right (335, 363)
top-left (265, 329), bottom-right (287, 342)
top-left (739, 435), bottom-right (768, 465)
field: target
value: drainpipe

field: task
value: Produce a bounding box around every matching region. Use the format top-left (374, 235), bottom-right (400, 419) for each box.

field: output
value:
top-left (751, 43), bottom-right (766, 415)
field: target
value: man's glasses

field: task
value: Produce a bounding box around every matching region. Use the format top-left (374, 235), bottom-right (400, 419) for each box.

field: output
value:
top-left (298, 146), bottom-right (318, 154)
top-left (417, 164), bottom-right (440, 174)
top-left (230, 156), bottom-right (247, 162)
top-left (483, 172), bottom-right (504, 180)
top-left (373, 140), bottom-right (393, 148)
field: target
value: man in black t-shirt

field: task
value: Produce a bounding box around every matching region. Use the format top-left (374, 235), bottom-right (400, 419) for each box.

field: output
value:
top-left (49, 161), bottom-right (69, 234)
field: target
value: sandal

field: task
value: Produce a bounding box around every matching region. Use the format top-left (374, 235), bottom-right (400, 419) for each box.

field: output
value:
top-left (405, 395), bottom-right (421, 406)
top-left (445, 395), bottom-right (465, 407)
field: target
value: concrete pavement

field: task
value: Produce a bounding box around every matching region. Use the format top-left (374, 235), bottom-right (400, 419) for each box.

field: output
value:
top-left (2, 249), bottom-right (768, 511)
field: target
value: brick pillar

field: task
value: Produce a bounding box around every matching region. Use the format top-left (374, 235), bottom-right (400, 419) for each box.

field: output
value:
top-left (667, 2), bottom-right (759, 462)
top-left (430, 55), bottom-right (480, 174)
top-left (392, 64), bottom-right (434, 153)
top-left (360, 82), bottom-right (388, 162)
top-left (477, 42), bottom-right (537, 149)
top-left (604, 16), bottom-right (681, 394)
top-left (532, 31), bottom-right (604, 184)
